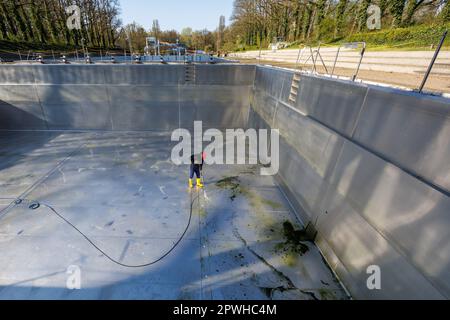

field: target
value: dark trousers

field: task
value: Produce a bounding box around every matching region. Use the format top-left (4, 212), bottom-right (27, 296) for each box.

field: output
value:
top-left (190, 165), bottom-right (201, 179)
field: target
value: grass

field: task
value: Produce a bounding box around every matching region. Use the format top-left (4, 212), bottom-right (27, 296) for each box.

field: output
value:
top-left (235, 23), bottom-right (450, 52)
top-left (345, 23), bottom-right (450, 49)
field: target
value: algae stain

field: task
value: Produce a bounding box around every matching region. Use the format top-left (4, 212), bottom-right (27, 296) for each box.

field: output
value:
top-left (273, 221), bottom-right (314, 266)
top-left (318, 288), bottom-right (337, 300)
top-left (281, 251), bottom-right (298, 267)
top-left (281, 221), bottom-right (311, 255)
top-left (261, 198), bottom-right (283, 210)
top-left (240, 186), bottom-right (283, 211)
top-left (259, 286), bottom-right (288, 299)
top-left (216, 176), bottom-right (240, 201)
top-left (215, 176), bottom-right (283, 211)
top-left (283, 221), bottom-right (312, 243)
top-left (198, 207), bottom-right (207, 218)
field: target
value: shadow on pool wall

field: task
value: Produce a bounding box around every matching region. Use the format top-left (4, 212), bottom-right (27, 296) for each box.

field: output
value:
top-left (0, 64), bottom-right (449, 299)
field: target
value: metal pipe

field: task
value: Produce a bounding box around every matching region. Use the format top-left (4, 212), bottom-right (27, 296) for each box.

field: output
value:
top-left (331, 47), bottom-right (341, 77)
top-left (317, 52), bottom-right (329, 74)
top-left (419, 30), bottom-right (448, 93)
top-left (313, 43), bottom-right (322, 73)
top-left (310, 47), bottom-right (316, 72)
top-left (352, 42), bottom-right (366, 81)
top-left (313, 43), bottom-right (328, 74)
top-left (258, 34), bottom-right (263, 66)
top-left (295, 45), bottom-right (303, 70)
top-left (302, 54), bottom-right (313, 67)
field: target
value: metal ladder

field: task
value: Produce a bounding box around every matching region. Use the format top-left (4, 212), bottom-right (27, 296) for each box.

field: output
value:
top-left (185, 63), bottom-right (196, 84)
top-left (287, 45), bottom-right (309, 105)
top-left (288, 72), bottom-right (301, 104)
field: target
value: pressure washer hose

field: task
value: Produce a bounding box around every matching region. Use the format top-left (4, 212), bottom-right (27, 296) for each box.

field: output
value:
top-left (3, 191), bottom-right (199, 268)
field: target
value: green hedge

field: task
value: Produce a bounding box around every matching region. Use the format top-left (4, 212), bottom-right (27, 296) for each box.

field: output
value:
top-left (346, 23), bottom-right (450, 48)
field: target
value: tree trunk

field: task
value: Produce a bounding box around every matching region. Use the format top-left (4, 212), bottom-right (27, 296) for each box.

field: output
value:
top-left (357, 0), bottom-right (371, 32)
top-left (0, 3), bottom-right (10, 39)
top-left (30, 3), bottom-right (47, 43)
top-left (335, 0), bottom-right (348, 38)
top-left (390, 0), bottom-right (406, 27)
top-left (11, 2), bottom-right (30, 41)
top-left (402, 0), bottom-right (425, 26)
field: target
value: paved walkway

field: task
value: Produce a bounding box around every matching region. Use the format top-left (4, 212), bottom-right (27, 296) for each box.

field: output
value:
top-left (232, 48), bottom-right (450, 94)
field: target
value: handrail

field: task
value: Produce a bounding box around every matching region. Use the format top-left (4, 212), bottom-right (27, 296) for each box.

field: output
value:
top-left (314, 48), bottom-right (329, 74)
top-left (331, 42), bottom-right (366, 81)
top-left (418, 30), bottom-right (448, 93)
top-left (297, 44), bottom-right (329, 75)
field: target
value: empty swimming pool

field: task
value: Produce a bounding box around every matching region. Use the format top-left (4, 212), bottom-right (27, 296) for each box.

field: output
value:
top-left (0, 64), bottom-right (449, 300)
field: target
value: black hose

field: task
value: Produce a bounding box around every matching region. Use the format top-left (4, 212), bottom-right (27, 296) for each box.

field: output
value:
top-left (5, 192), bottom-right (198, 268)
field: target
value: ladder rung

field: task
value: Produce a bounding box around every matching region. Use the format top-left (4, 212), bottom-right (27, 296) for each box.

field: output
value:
top-left (185, 64), bottom-right (196, 83)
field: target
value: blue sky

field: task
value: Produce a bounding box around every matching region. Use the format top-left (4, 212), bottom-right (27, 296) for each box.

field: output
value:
top-left (119, 0), bottom-right (234, 32)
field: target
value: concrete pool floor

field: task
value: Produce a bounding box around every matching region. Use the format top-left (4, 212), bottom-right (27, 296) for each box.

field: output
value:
top-left (0, 131), bottom-right (347, 300)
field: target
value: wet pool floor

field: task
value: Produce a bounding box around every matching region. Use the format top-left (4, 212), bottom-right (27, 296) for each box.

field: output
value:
top-left (0, 131), bottom-right (347, 300)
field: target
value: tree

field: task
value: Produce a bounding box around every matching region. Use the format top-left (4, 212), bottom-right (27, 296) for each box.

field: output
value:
top-left (335, 0), bottom-right (348, 38)
top-left (159, 30), bottom-right (179, 43)
top-left (117, 22), bottom-right (147, 53)
top-left (0, 3), bottom-right (10, 39)
top-left (357, 0), bottom-right (372, 32)
top-left (390, 0), bottom-right (406, 27)
top-left (0, 0), bottom-right (121, 49)
top-left (402, 0), bottom-right (436, 26)
top-left (441, 0), bottom-right (450, 21)
top-left (217, 15), bottom-right (226, 51)
top-left (152, 19), bottom-right (161, 41)
top-left (180, 27), bottom-right (193, 47)
top-left (316, 0), bottom-right (328, 29)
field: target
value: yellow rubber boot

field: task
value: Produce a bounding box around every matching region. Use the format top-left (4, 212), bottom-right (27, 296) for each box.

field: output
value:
top-left (196, 178), bottom-right (204, 188)
top-left (189, 179), bottom-right (193, 189)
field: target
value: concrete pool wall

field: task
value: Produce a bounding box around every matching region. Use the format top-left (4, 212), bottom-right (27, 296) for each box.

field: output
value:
top-left (0, 65), bottom-right (255, 131)
top-left (248, 66), bottom-right (450, 300)
top-left (0, 64), bottom-right (449, 299)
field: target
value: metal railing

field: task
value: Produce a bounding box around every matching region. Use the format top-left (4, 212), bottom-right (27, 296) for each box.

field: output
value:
top-left (332, 42), bottom-right (366, 81)
top-left (418, 30), bottom-right (448, 93)
top-left (293, 42), bottom-right (366, 82)
top-left (288, 31), bottom-right (449, 94)
top-left (0, 49), bottom-right (228, 65)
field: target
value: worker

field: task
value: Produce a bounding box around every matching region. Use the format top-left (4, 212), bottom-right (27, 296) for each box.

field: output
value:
top-left (189, 152), bottom-right (205, 189)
